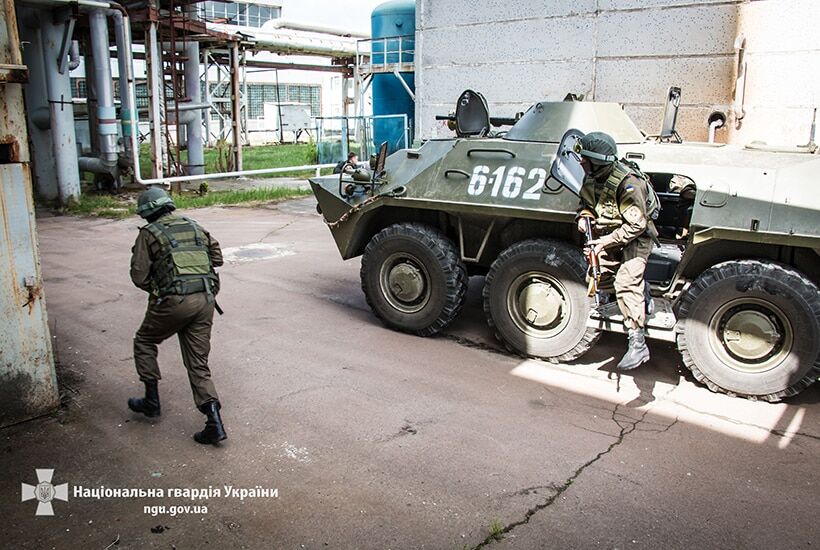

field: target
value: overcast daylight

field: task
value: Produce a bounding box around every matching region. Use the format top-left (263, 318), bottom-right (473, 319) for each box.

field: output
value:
top-left (2, 0), bottom-right (819, 548)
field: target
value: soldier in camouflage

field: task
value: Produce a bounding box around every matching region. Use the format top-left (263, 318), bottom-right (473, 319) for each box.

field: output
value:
top-left (127, 187), bottom-right (227, 445)
top-left (575, 132), bottom-right (656, 370)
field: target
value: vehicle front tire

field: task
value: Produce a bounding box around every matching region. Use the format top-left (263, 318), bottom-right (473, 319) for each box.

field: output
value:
top-left (360, 223), bottom-right (468, 336)
top-left (677, 260), bottom-right (820, 402)
top-left (483, 239), bottom-right (600, 362)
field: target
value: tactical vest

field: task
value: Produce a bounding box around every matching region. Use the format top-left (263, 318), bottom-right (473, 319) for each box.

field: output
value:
top-left (582, 160), bottom-right (660, 230)
top-left (143, 216), bottom-right (219, 299)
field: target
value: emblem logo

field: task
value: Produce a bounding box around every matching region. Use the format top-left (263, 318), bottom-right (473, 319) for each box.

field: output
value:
top-left (22, 469), bottom-right (68, 516)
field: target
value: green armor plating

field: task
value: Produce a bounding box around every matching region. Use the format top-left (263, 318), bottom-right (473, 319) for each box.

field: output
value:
top-left (144, 217), bottom-right (219, 298)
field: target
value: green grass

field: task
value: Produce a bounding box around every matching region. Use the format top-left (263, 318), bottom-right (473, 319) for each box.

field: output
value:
top-left (489, 520), bottom-right (505, 540)
top-left (138, 142), bottom-right (330, 179)
top-left (64, 194), bottom-right (132, 218)
top-left (173, 187), bottom-right (312, 208)
top-left (64, 187), bottom-right (312, 219)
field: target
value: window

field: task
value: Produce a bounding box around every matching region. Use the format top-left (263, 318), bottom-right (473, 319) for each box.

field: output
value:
top-left (201, 2), bottom-right (280, 27)
top-left (244, 82), bottom-right (321, 119)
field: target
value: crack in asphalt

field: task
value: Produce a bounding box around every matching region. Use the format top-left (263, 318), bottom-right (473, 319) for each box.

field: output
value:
top-left (257, 221), bottom-right (294, 242)
top-left (669, 400), bottom-right (820, 441)
top-left (471, 404), bottom-right (655, 549)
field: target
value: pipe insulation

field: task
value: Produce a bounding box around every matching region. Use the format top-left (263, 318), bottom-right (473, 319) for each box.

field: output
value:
top-left (110, 8), bottom-right (131, 160)
top-left (88, 9), bottom-right (118, 172)
top-left (41, 11), bottom-right (81, 203)
top-left (184, 5), bottom-right (204, 176)
top-left (97, 1), bottom-right (334, 186)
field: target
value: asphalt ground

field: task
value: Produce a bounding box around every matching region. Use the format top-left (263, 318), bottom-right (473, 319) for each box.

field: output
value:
top-left (1, 197), bottom-right (818, 549)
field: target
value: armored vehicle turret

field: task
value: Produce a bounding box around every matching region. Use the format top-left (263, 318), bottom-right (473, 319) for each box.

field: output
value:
top-left (310, 89), bottom-right (820, 402)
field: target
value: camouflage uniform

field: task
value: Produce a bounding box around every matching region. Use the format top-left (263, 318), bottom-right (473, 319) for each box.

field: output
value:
top-left (130, 213), bottom-right (223, 407)
top-left (579, 170), bottom-right (655, 330)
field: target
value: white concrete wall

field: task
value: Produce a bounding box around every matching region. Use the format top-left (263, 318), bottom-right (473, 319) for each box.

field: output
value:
top-left (416, 0), bottom-right (820, 146)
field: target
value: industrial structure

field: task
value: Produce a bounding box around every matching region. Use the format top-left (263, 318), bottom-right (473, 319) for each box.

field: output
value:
top-left (5, 0), bottom-right (817, 424)
top-left (414, 0), bottom-right (820, 148)
top-left (0, 0), bottom-right (384, 425)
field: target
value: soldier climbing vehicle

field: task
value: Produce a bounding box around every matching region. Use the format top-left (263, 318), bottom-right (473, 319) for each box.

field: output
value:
top-left (309, 88), bottom-right (820, 402)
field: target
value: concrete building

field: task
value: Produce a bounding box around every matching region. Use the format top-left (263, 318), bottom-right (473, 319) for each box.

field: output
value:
top-left (415, 0), bottom-right (820, 146)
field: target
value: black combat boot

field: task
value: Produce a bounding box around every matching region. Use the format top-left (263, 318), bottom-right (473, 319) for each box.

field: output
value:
top-left (194, 401), bottom-right (227, 445)
top-left (128, 380), bottom-right (161, 417)
top-left (616, 329), bottom-right (650, 370)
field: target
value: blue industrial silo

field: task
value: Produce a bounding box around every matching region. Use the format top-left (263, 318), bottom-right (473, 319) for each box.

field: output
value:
top-left (371, 0), bottom-right (415, 153)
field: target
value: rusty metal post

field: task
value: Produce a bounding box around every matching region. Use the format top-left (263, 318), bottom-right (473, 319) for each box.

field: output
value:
top-left (230, 42), bottom-right (242, 171)
top-left (0, 0), bottom-right (60, 427)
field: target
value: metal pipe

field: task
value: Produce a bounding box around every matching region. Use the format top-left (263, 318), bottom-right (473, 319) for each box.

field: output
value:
top-left (41, 9), bottom-right (81, 203)
top-left (83, 36), bottom-right (100, 155)
top-left (230, 42), bottom-right (242, 171)
top-left (392, 67), bottom-right (415, 101)
top-left (110, 2), bottom-right (334, 186)
top-left (205, 23), bottom-right (360, 58)
top-left (21, 0), bottom-right (110, 8)
top-left (266, 19), bottom-right (369, 39)
top-left (19, 5), bottom-right (59, 199)
top-left (708, 120), bottom-right (720, 144)
top-left (145, 19), bottom-right (163, 177)
top-left (707, 111), bottom-right (727, 144)
top-left (110, 8), bottom-right (131, 160)
top-left (68, 39), bottom-right (80, 70)
top-left (184, 5), bottom-right (204, 175)
top-left (88, 9), bottom-right (118, 171)
top-left (78, 156), bottom-right (113, 174)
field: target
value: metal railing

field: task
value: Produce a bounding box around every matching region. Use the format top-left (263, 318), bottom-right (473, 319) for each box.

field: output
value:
top-left (356, 35), bottom-right (415, 75)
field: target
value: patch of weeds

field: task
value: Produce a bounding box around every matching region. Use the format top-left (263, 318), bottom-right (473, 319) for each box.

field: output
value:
top-left (64, 194), bottom-right (135, 218)
top-left (62, 187), bottom-right (312, 218)
top-left (489, 520), bottom-right (505, 540)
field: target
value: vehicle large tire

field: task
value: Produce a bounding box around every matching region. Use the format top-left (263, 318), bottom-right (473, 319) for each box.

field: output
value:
top-left (483, 239), bottom-right (601, 362)
top-left (677, 260), bottom-right (820, 402)
top-left (360, 223), bottom-right (468, 336)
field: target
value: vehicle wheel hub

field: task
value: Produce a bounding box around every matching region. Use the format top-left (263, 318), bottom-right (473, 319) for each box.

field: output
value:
top-left (708, 298), bottom-right (793, 373)
top-left (388, 263), bottom-right (425, 303)
top-left (506, 271), bottom-right (570, 338)
top-left (517, 281), bottom-right (562, 328)
top-left (721, 307), bottom-right (781, 361)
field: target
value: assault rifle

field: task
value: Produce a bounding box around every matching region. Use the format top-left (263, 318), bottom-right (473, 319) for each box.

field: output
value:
top-left (582, 217), bottom-right (601, 306)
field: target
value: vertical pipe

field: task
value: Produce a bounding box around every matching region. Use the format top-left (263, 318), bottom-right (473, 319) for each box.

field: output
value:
top-left (183, 8), bottom-right (204, 175)
top-left (146, 21), bottom-right (164, 177)
top-left (241, 48), bottom-right (249, 146)
top-left (203, 48), bottom-right (211, 147)
top-left (19, 7), bottom-right (58, 200)
top-left (230, 42), bottom-right (242, 171)
top-left (111, 9), bottom-right (131, 162)
top-left (88, 9), bottom-right (117, 170)
top-left (41, 10), bottom-right (81, 204)
top-left (84, 38), bottom-right (100, 155)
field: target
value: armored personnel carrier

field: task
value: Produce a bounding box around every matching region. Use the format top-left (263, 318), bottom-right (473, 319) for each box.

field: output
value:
top-left (310, 89), bottom-right (820, 402)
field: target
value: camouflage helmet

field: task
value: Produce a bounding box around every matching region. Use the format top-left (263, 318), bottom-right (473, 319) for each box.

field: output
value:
top-left (578, 132), bottom-right (618, 166)
top-left (136, 187), bottom-right (175, 219)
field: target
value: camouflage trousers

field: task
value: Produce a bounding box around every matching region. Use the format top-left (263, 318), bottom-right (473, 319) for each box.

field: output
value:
top-left (133, 292), bottom-right (219, 407)
top-left (596, 234), bottom-right (653, 330)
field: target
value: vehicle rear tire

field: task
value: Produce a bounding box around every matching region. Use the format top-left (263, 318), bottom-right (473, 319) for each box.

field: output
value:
top-left (483, 239), bottom-right (600, 362)
top-left (677, 260), bottom-right (820, 402)
top-left (360, 223), bottom-right (468, 336)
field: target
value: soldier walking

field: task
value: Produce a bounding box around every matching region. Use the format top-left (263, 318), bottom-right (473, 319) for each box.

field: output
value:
top-left (127, 187), bottom-right (227, 444)
top-left (575, 132), bottom-right (658, 370)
